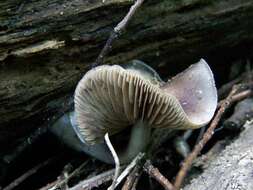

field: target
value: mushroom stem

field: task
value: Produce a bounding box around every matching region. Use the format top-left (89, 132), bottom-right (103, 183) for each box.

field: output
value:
top-left (118, 120), bottom-right (151, 163)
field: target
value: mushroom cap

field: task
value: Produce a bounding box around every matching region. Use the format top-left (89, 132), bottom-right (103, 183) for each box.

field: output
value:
top-left (161, 59), bottom-right (217, 126)
top-left (74, 59), bottom-right (217, 145)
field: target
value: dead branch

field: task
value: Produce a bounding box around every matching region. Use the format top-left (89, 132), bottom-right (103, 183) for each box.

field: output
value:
top-left (69, 169), bottom-right (115, 190)
top-left (48, 160), bottom-right (90, 190)
top-left (2, 126), bottom-right (49, 165)
top-left (218, 89), bottom-right (252, 107)
top-left (3, 157), bottom-right (57, 190)
top-left (93, 0), bottom-right (144, 67)
top-left (143, 160), bottom-right (174, 190)
top-left (115, 153), bottom-right (144, 188)
top-left (130, 174), bottom-right (141, 190)
top-left (121, 164), bottom-right (142, 190)
top-left (218, 70), bottom-right (253, 98)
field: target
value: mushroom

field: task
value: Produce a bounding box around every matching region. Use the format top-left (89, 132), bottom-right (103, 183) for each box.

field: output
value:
top-left (50, 59), bottom-right (217, 164)
top-left (70, 58), bottom-right (217, 164)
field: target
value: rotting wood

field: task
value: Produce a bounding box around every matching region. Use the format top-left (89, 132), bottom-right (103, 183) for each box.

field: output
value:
top-left (1, 0), bottom-right (253, 145)
top-left (182, 121), bottom-right (253, 190)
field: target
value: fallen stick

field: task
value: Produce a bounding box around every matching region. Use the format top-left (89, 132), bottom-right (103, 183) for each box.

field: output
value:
top-left (115, 152), bottom-right (144, 188)
top-left (121, 159), bottom-right (143, 190)
top-left (143, 160), bottom-right (174, 190)
top-left (130, 173), bottom-right (141, 190)
top-left (70, 169), bottom-right (115, 190)
top-left (3, 156), bottom-right (57, 190)
top-left (93, 0), bottom-right (144, 67)
top-left (218, 70), bottom-right (253, 98)
top-left (218, 89), bottom-right (252, 107)
top-left (48, 160), bottom-right (90, 190)
top-left (2, 126), bottom-right (49, 165)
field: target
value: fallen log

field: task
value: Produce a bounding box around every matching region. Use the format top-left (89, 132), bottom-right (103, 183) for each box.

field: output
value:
top-left (1, 0), bottom-right (253, 145)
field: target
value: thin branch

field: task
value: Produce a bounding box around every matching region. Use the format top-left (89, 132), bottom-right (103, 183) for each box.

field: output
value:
top-left (173, 85), bottom-right (245, 190)
top-left (2, 126), bottom-right (48, 164)
top-left (69, 153), bottom-right (144, 190)
top-left (218, 70), bottom-right (253, 98)
top-left (92, 0), bottom-right (144, 67)
top-left (69, 152), bottom-right (144, 190)
top-left (48, 160), bottom-right (90, 190)
top-left (218, 89), bottom-right (252, 107)
top-left (39, 179), bottom-right (60, 190)
top-left (218, 75), bottom-right (244, 98)
top-left (131, 172), bottom-right (141, 190)
top-left (105, 133), bottom-right (120, 190)
top-left (121, 165), bottom-right (142, 190)
top-left (143, 160), bottom-right (174, 190)
top-left (115, 152), bottom-right (144, 187)
top-left (114, 0), bottom-right (144, 33)
top-left (3, 157), bottom-right (57, 190)
top-left (70, 169), bottom-right (115, 190)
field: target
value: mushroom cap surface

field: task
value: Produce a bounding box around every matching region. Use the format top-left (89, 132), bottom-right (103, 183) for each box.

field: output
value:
top-left (161, 59), bottom-right (217, 126)
top-left (74, 59), bottom-right (217, 145)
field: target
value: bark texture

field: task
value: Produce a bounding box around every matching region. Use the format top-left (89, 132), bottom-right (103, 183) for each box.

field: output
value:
top-left (183, 121), bottom-right (253, 190)
top-left (1, 0), bottom-right (253, 144)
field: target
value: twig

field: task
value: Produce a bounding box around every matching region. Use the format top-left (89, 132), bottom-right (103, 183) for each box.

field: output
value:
top-left (69, 152), bottom-right (143, 190)
top-left (3, 157), bottom-right (57, 190)
top-left (218, 69), bottom-right (253, 98)
top-left (218, 89), bottom-right (252, 107)
top-left (58, 164), bottom-right (71, 190)
top-left (48, 160), bottom-right (90, 190)
top-left (92, 0), bottom-right (144, 67)
top-left (218, 76), bottom-right (244, 98)
top-left (115, 152), bottom-right (144, 187)
top-left (226, 89), bottom-right (252, 102)
top-left (121, 165), bottom-right (142, 190)
top-left (105, 133), bottom-right (120, 190)
top-left (2, 126), bottom-right (48, 164)
top-left (39, 179), bottom-right (60, 190)
top-left (173, 85), bottom-right (243, 190)
top-left (70, 169), bottom-right (115, 190)
top-left (131, 172), bottom-right (141, 190)
top-left (143, 160), bottom-right (174, 190)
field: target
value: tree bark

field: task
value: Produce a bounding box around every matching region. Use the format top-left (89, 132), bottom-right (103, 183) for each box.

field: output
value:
top-left (1, 0), bottom-right (253, 144)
